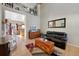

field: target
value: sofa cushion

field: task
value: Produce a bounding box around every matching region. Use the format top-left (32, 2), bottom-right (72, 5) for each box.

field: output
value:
top-left (46, 37), bottom-right (65, 43)
top-left (46, 31), bottom-right (67, 49)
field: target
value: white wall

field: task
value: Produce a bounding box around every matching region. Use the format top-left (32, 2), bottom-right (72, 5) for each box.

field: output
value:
top-left (0, 4), bottom-right (5, 44)
top-left (0, 5), bottom-right (2, 43)
top-left (26, 13), bottom-right (40, 39)
top-left (0, 5), bottom-right (2, 38)
top-left (40, 3), bottom-right (79, 46)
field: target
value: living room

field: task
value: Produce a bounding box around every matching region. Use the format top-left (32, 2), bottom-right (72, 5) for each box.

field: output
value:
top-left (40, 3), bottom-right (79, 55)
top-left (0, 3), bottom-right (79, 56)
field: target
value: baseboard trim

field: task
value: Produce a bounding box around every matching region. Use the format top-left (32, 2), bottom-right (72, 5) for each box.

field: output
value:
top-left (67, 43), bottom-right (79, 48)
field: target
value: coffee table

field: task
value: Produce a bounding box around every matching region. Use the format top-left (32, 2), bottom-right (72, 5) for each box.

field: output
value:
top-left (35, 38), bottom-right (54, 55)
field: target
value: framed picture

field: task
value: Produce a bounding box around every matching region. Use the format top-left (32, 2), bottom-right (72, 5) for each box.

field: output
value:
top-left (48, 18), bottom-right (66, 28)
top-left (48, 21), bottom-right (53, 28)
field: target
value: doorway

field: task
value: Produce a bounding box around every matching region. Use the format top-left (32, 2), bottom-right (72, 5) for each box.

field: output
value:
top-left (3, 10), bottom-right (26, 51)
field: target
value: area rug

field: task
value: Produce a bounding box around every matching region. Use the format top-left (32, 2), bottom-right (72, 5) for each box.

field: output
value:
top-left (32, 53), bottom-right (48, 56)
top-left (32, 53), bottom-right (57, 56)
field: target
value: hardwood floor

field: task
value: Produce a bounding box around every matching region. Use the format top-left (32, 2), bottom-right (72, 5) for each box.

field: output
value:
top-left (10, 37), bottom-right (79, 56)
top-left (64, 44), bottom-right (79, 56)
top-left (10, 38), bottom-right (32, 56)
